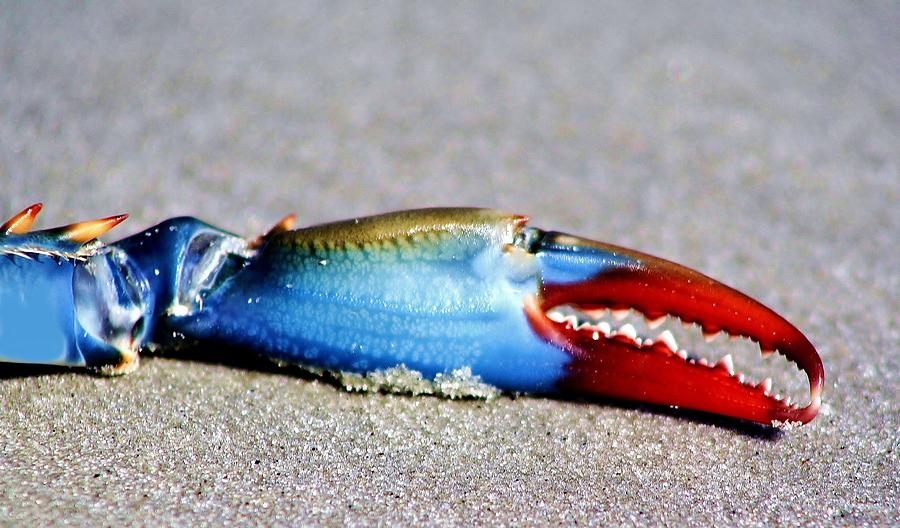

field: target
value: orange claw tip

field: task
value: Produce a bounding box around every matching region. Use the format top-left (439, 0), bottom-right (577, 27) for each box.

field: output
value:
top-left (1, 203), bottom-right (43, 234)
top-left (59, 214), bottom-right (129, 243)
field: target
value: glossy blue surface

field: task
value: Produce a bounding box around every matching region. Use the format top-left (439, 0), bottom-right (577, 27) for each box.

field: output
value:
top-left (0, 210), bottom-right (637, 389)
top-left (0, 256), bottom-right (83, 366)
top-left (169, 224), bottom-right (572, 392)
top-left (109, 216), bottom-right (239, 342)
top-left (536, 233), bottom-right (638, 285)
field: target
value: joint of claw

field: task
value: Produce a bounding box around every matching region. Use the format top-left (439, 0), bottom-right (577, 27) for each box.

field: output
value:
top-left (545, 304), bottom-right (807, 408)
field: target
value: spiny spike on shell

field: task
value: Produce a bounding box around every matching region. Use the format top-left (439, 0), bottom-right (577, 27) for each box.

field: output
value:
top-left (49, 214), bottom-right (130, 243)
top-left (2, 205), bottom-right (129, 260)
top-left (1, 203), bottom-right (43, 235)
top-left (249, 213), bottom-right (297, 249)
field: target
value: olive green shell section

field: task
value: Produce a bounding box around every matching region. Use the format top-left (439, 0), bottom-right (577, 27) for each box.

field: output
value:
top-left (265, 208), bottom-right (527, 258)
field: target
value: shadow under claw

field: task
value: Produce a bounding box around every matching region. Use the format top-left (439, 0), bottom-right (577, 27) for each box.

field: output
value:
top-left (551, 393), bottom-right (784, 440)
top-left (0, 363), bottom-right (74, 380)
top-left (0, 345), bottom-right (786, 439)
top-left (153, 343), bottom-right (330, 383)
top-left (157, 343), bottom-right (784, 439)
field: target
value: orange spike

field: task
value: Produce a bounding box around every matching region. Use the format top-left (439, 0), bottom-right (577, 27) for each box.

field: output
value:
top-left (269, 213), bottom-right (297, 234)
top-left (2, 203), bottom-right (43, 234)
top-left (250, 213), bottom-right (297, 249)
top-left (60, 214), bottom-right (129, 243)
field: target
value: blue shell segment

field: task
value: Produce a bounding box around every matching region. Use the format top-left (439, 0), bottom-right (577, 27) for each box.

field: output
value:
top-left (0, 233), bottom-right (92, 259)
top-left (0, 256), bottom-right (84, 365)
top-left (168, 209), bottom-right (570, 392)
top-left (108, 216), bottom-right (243, 337)
top-left (0, 226), bottom-right (150, 370)
top-left (535, 232), bottom-right (639, 285)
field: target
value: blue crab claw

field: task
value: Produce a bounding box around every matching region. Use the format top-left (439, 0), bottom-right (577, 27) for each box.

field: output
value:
top-left (0, 205), bottom-right (823, 425)
top-left (158, 208), bottom-right (823, 425)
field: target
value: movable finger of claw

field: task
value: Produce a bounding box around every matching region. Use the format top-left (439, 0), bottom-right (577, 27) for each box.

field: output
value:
top-left (1, 203), bottom-right (43, 234)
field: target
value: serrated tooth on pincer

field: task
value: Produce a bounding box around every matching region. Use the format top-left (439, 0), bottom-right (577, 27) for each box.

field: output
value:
top-left (583, 308), bottom-right (608, 320)
top-left (575, 319), bottom-right (592, 331)
top-left (703, 331), bottom-right (719, 343)
top-left (675, 349), bottom-right (688, 359)
top-left (547, 311), bottom-right (566, 323)
top-left (611, 308), bottom-right (630, 321)
top-left (760, 377), bottom-right (773, 394)
top-left (717, 354), bottom-right (735, 375)
top-left (760, 347), bottom-right (775, 359)
top-left (597, 321), bottom-right (612, 335)
top-left (645, 315), bottom-right (666, 329)
top-left (618, 323), bottom-right (637, 340)
top-left (655, 330), bottom-right (678, 352)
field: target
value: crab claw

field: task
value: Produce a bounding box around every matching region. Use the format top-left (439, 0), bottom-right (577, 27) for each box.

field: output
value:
top-left (140, 207), bottom-right (822, 426)
top-left (523, 231), bottom-right (824, 425)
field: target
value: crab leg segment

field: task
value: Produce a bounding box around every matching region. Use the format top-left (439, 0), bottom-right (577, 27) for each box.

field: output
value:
top-left (0, 206), bottom-right (140, 372)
